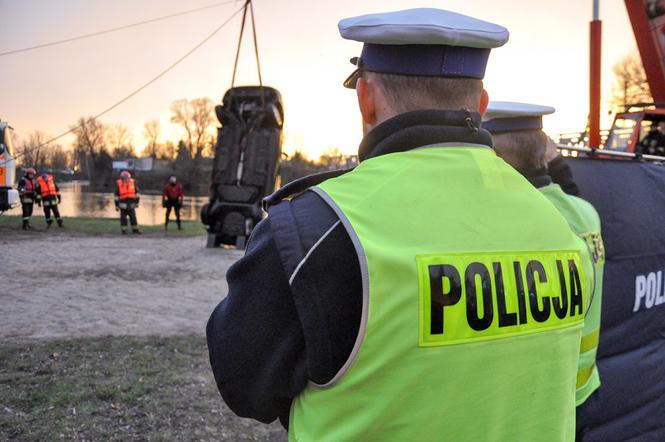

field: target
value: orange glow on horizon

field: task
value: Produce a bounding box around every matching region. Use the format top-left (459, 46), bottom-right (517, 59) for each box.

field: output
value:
top-left (2, 0), bottom-right (639, 160)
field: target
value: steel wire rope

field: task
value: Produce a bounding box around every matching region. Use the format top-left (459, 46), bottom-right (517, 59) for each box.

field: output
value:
top-left (0, 0), bottom-right (238, 57)
top-left (1, 4), bottom-right (246, 167)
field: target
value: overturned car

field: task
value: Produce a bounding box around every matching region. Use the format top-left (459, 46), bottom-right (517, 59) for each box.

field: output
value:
top-left (201, 86), bottom-right (283, 248)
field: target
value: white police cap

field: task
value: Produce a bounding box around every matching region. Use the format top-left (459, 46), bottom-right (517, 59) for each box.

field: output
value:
top-left (339, 8), bottom-right (509, 88)
top-left (482, 101), bottom-right (555, 134)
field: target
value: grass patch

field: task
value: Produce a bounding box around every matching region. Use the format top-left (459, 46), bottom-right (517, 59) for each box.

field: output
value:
top-left (0, 215), bottom-right (206, 236)
top-left (0, 336), bottom-right (285, 441)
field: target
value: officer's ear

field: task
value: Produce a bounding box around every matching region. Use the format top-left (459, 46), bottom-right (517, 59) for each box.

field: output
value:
top-left (479, 89), bottom-right (489, 116)
top-left (356, 77), bottom-right (377, 126)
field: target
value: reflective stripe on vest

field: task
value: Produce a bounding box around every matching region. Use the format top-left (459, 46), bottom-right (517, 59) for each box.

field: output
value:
top-left (117, 179), bottom-right (137, 200)
top-left (37, 175), bottom-right (57, 197)
top-left (289, 146), bottom-right (593, 442)
top-left (539, 183), bottom-right (605, 405)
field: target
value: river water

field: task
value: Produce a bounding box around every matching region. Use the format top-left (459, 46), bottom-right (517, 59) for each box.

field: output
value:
top-left (8, 181), bottom-right (208, 226)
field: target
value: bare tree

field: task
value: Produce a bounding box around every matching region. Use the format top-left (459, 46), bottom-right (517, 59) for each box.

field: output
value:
top-left (16, 131), bottom-right (49, 170)
top-left (106, 123), bottom-right (135, 159)
top-left (170, 98), bottom-right (216, 158)
top-left (611, 52), bottom-right (653, 111)
top-left (143, 119), bottom-right (161, 158)
top-left (71, 117), bottom-right (107, 179)
top-left (47, 145), bottom-right (71, 171)
top-left (170, 99), bottom-right (194, 156)
top-left (162, 140), bottom-right (177, 161)
top-left (190, 98), bottom-right (215, 158)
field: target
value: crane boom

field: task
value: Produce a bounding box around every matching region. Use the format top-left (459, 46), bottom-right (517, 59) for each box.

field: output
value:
top-left (625, 0), bottom-right (665, 102)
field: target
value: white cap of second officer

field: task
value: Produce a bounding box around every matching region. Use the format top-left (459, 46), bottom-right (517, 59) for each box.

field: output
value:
top-left (338, 8), bottom-right (509, 88)
top-left (482, 102), bottom-right (555, 134)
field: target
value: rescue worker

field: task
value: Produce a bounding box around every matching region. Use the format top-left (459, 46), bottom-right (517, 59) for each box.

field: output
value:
top-left (162, 175), bottom-right (184, 230)
top-left (35, 172), bottom-right (63, 228)
top-left (207, 9), bottom-right (594, 441)
top-left (114, 171), bottom-right (140, 234)
top-left (17, 167), bottom-right (37, 230)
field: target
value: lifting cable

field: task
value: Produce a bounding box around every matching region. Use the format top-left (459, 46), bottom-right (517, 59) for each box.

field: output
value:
top-left (0, 0), bottom-right (238, 57)
top-left (1, 4), bottom-right (246, 167)
top-left (230, 0), bottom-right (265, 106)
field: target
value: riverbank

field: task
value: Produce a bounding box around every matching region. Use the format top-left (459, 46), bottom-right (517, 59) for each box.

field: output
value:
top-left (0, 335), bottom-right (285, 441)
top-left (0, 229), bottom-right (284, 439)
top-left (4, 183), bottom-right (208, 224)
top-left (0, 215), bottom-right (207, 236)
top-left (1, 231), bottom-right (239, 340)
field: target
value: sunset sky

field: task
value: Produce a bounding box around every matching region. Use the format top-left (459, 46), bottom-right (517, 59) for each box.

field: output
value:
top-left (1, 0), bottom-right (639, 158)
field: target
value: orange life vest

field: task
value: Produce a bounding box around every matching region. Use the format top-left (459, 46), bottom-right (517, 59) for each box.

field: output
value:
top-left (37, 175), bottom-right (57, 197)
top-left (117, 178), bottom-right (137, 200)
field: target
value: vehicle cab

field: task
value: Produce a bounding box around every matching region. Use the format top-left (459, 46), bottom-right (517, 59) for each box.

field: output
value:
top-left (0, 120), bottom-right (19, 212)
top-left (604, 104), bottom-right (665, 156)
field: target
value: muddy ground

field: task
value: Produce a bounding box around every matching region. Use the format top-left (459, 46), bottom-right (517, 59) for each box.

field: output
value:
top-left (1, 229), bottom-right (287, 441)
top-left (1, 230), bottom-right (241, 341)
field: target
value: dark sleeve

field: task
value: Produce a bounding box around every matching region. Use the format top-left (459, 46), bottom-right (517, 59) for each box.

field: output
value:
top-left (286, 194), bottom-right (362, 386)
top-left (206, 219), bottom-right (308, 427)
top-left (547, 156), bottom-right (580, 196)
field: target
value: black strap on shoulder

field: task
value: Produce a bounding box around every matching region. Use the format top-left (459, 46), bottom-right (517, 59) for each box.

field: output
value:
top-left (266, 199), bottom-right (306, 277)
top-left (262, 168), bottom-right (354, 210)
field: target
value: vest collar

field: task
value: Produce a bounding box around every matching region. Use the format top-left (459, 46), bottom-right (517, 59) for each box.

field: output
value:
top-left (358, 109), bottom-right (494, 162)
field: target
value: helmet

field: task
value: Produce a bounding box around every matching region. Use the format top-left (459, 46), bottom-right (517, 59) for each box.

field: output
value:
top-left (120, 171), bottom-right (131, 179)
top-left (25, 168), bottom-right (36, 176)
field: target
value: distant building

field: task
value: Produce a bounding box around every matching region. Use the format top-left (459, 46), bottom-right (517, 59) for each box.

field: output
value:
top-left (112, 157), bottom-right (154, 172)
top-left (322, 154), bottom-right (359, 170)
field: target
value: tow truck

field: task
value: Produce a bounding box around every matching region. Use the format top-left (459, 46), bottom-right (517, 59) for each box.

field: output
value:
top-left (596, 0), bottom-right (665, 157)
top-left (601, 103), bottom-right (665, 155)
top-left (0, 120), bottom-right (19, 213)
top-left (558, 1), bottom-right (665, 162)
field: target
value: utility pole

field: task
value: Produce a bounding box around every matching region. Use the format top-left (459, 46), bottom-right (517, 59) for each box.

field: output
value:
top-left (589, 0), bottom-right (602, 148)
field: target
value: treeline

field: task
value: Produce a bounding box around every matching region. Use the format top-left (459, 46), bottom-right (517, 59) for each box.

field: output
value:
top-left (16, 97), bottom-right (357, 193)
top-left (16, 97), bottom-right (218, 190)
top-left (280, 149), bottom-right (357, 185)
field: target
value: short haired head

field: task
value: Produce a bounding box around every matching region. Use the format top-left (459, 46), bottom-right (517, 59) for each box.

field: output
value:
top-left (338, 8), bottom-right (508, 134)
top-left (482, 102), bottom-right (555, 172)
top-left (169, 176), bottom-right (177, 184)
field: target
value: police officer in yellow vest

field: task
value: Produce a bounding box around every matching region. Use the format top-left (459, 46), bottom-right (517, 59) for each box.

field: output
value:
top-left (207, 9), bottom-right (594, 441)
top-left (482, 102), bottom-right (606, 434)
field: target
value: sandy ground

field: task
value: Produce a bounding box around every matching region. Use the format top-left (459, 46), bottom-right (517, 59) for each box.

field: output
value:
top-left (0, 231), bottom-right (242, 341)
top-left (1, 230), bottom-right (289, 441)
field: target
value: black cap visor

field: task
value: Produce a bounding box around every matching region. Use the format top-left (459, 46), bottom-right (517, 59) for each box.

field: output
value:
top-left (343, 57), bottom-right (362, 89)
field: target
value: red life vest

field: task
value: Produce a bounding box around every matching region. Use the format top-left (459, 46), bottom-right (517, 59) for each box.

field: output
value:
top-left (24, 177), bottom-right (35, 193)
top-left (117, 178), bottom-right (137, 200)
top-left (37, 175), bottom-right (57, 197)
